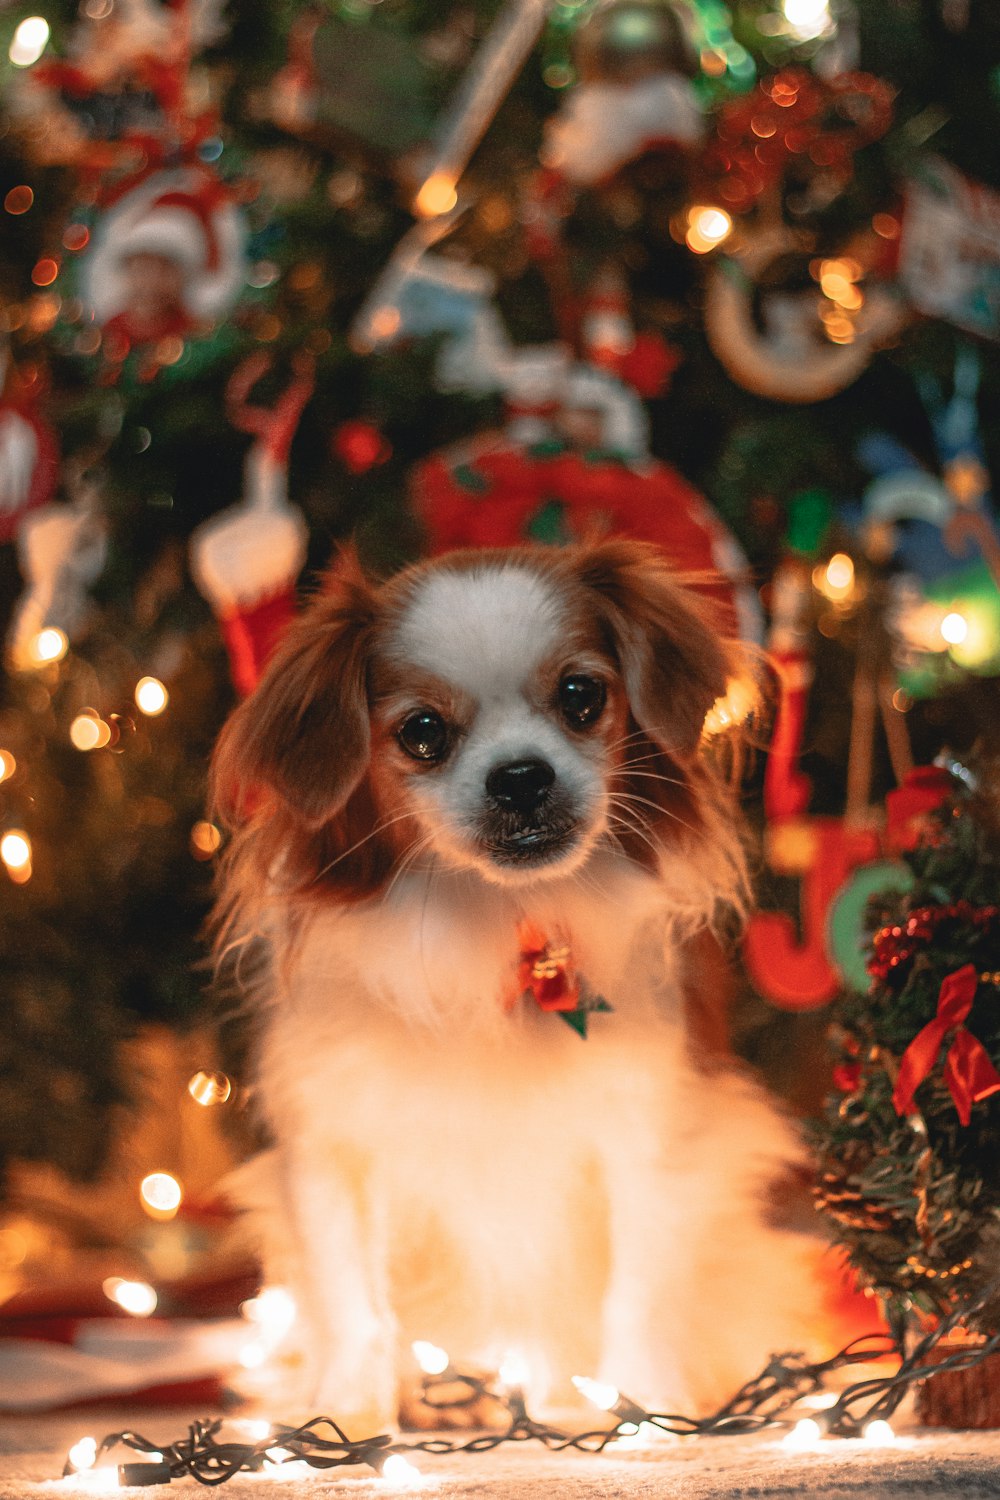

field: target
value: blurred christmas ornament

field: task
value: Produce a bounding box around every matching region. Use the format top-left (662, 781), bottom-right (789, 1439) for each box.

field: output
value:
top-left (701, 68), bottom-right (894, 221)
top-left (744, 817), bottom-right (882, 1010)
top-left (580, 262), bottom-right (682, 397)
top-left (190, 353), bottom-right (312, 697)
top-left (704, 231), bottom-right (906, 403)
top-left (764, 556), bottom-right (815, 823)
top-left (81, 166), bottom-right (248, 353)
top-left (857, 347), bottom-right (1000, 690)
top-left (413, 360), bottom-right (762, 641)
top-left (0, 346), bottom-right (59, 545)
top-left (539, 0), bottom-right (704, 189)
top-left (8, 0), bottom-right (226, 169)
top-left (6, 462), bottom-right (108, 672)
top-left (899, 159), bottom-right (1000, 341)
top-left (332, 420), bottom-right (391, 476)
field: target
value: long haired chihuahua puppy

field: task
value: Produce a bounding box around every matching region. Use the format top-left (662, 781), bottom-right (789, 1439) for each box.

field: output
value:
top-left (212, 538), bottom-right (818, 1429)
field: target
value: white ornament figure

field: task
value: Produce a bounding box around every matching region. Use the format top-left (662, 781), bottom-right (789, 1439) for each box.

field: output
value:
top-left (8, 501), bottom-right (108, 670)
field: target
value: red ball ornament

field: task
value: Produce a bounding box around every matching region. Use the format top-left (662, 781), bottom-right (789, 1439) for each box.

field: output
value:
top-left (333, 420), bottom-right (390, 475)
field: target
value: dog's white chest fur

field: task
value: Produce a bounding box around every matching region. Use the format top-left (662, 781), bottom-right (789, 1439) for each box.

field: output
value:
top-left (245, 860), bottom-right (815, 1424)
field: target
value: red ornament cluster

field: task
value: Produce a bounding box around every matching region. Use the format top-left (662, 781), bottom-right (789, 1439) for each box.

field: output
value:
top-left (868, 902), bottom-right (1000, 983)
top-left (701, 69), bottom-right (894, 215)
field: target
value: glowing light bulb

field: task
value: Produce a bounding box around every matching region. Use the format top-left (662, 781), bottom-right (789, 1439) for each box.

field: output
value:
top-left (9, 15), bottom-right (50, 66)
top-left (0, 750), bottom-right (16, 782)
top-left (239, 1341), bottom-right (267, 1369)
top-left (135, 676), bottom-right (168, 715)
top-left (941, 611), bottom-right (969, 646)
top-left (31, 626), bottom-right (68, 663)
top-left (499, 1351), bottom-right (529, 1388)
top-left (414, 173), bottom-right (459, 218)
top-left (140, 1170), bottom-right (182, 1217)
top-left (814, 552), bottom-right (855, 602)
top-left (685, 205), bottom-right (733, 254)
top-left (572, 1375), bottom-right (620, 1411)
top-left (782, 1417), bottom-right (823, 1448)
top-left (231, 1419), bottom-right (272, 1442)
top-left (242, 1285), bottom-right (297, 1340)
top-left (1, 831), bottom-right (31, 873)
top-left (68, 1437), bottom-right (98, 1472)
top-left (863, 1418), bottom-right (895, 1445)
top-left (782, 0), bottom-right (830, 36)
top-left (264, 1447), bottom-right (296, 1465)
top-left (65, 1465), bottom-right (119, 1491)
top-left (380, 1453), bottom-right (422, 1486)
top-left (70, 713), bottom-right (111, 751)
top-left (102, 1276), bottom-right (158, 1316)
top-left (370, 307), bottom-right (402, 342)
top-left (412, 1339), bottom-right (450, 1375)
top-left (703, 676), bottom-right (756, 736)
top-left (190, 820), bottom-right (222, 857)
top-left (188, 1068), bottom-right (232, 1106)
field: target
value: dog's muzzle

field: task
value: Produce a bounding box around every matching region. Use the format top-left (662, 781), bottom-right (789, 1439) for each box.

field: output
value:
top-left (480, 759), bottom-right (580, 866)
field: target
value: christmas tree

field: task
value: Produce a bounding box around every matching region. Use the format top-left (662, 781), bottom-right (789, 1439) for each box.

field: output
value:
top-left (0, 0), bottom-right (998, 1264)
top-left (815, 761), bottom-right (1000, 1332)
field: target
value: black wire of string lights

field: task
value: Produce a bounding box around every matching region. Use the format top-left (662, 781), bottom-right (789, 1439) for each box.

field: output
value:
top-left (58, 1285), bottom-right (1000, 1488)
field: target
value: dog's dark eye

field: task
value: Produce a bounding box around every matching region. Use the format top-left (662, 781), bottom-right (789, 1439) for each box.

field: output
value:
top-left (398, 710), bottom-right (449, 763)
top-left (558, 674), bottom-right (607, 727)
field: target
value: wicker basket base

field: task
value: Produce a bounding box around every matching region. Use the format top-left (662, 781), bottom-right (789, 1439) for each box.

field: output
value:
top-left (918, 1340), bottom-right (1000, 1429)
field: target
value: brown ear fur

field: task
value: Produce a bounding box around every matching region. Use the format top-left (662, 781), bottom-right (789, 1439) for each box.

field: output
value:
top-left (212, 550), bottom-right (378, 829)
top-left (571, 538), bottom-right (730, 756)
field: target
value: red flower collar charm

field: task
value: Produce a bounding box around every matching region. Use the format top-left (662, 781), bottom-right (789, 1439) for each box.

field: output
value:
top-left (515, 922), bottom-right (613, 1038)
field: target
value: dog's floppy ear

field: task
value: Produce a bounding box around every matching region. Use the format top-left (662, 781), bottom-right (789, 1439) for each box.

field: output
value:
top-left (212, 550), bottom-right (378, 828)
top-left (572, 538), bottom-right (730, 756)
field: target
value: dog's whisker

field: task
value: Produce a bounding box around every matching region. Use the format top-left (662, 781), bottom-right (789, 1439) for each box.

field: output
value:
top-left (310, 810), bottom-right (419, 885)
top-left (381, 829), bottom-right (439, 903)
top-left (605, 806), bottom-right (661, 862)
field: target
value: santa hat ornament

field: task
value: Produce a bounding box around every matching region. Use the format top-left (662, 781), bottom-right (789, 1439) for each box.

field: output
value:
top-left (540, 1), bottom-right (704, 189)
top-left (82, 166), bottom-right (247, 330)
top-left (190, 355), bottom-right (313, 697)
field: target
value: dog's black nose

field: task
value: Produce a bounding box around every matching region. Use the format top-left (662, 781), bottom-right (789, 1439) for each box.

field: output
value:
top-left (486, 759), bottom-right (555, 814)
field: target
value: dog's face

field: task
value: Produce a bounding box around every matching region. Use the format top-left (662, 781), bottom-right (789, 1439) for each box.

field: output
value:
top-left (371, 560), bottom-right (623, 883)
top-left (213, 540), bottom-right (734, 896)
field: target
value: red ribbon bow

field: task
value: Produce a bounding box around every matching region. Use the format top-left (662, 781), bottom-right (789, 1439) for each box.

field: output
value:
top-left (892, 964), bottom-right (1000, 1126)
top-left (516, 923), bottom-right (579, 1012)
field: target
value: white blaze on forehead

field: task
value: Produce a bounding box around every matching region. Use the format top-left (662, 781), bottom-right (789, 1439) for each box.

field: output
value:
top-left (395, 563), bottom-right (566, 698)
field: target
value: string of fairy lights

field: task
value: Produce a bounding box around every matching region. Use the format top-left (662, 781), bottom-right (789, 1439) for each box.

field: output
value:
top-left (54, 1283), bottom-right (1000, 1490)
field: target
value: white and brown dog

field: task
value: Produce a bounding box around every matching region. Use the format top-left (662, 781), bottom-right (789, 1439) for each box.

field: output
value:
top-left (213, 538), bottom-right (818, 1429)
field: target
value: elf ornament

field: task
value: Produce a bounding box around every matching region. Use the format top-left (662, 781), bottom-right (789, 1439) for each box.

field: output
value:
top-left (190, 353), bottom-right (313, 697)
